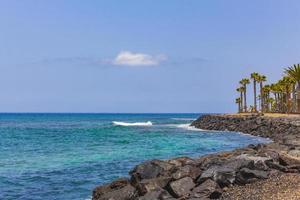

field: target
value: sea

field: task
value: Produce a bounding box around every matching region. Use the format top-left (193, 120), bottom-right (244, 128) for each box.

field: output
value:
top-left (0, 113), bottom-right (270, 200)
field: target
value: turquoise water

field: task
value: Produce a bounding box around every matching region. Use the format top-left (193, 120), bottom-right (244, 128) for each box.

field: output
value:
top-left (0, 113), bottom-right (270, 200)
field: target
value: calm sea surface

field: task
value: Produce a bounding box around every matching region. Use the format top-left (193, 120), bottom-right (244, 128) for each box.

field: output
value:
top-left (0, 113), bottom-right (270, 200)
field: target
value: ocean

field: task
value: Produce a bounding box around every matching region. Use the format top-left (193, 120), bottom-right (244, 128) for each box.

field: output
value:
top-left (0, 113), bottom-right (270, 200)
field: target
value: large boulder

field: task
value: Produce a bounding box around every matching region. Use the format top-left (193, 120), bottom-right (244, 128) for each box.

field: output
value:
top-left (136, 177), bottom-right (171, 195)
top-left (168, 177), bottom-right (195, 198)
top-left (130, 160), bottom-right (175, 184)
top-left (236, 154), bottom-right (272, 171)
top-left (279, 153), bottom-right (300, 166)
top-left (197, 158), bottom-right (254, 187)
top-left (191, 179), bottom-right (222, 199)
top-left (168, 157), bottom-right (197, 167)
top-left (172, 165), bottom-right (202, 180)
top-left (236, 168), bottom-right (269, 185)
top-left (93, 178), bottom-right (133, 200)
top-left (138, 189), bottom-right (174, 200)
top-left (93, 178), bottom-right (137, 200)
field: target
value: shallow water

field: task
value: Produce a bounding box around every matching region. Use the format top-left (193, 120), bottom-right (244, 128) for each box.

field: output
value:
top-left (0, 113), bottom-right (270, 200)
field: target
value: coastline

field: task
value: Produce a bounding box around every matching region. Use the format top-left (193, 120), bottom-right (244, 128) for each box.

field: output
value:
top-left (92, 114), bottom-right (300, 200)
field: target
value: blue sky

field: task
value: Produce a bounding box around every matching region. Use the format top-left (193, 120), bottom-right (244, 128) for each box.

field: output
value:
top-left (1, 0), bottom-right (300, 113)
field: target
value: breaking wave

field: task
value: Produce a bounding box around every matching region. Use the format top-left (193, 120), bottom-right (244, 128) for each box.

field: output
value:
top-left (112, 121), bottom-right (153, 127)
top-left (166, 123), bottom-right (204, 131)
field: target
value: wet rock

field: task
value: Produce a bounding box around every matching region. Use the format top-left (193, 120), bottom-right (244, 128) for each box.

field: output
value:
top-left (168, 177), bottom-right (195, 198)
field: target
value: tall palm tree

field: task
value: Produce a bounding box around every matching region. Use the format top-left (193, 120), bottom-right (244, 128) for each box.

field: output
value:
top-left (239, 78), bottom-right (250, 112)
top-left (262, 85), bottom-right (271, 112)
top-left (235, 97), bottom-right (242, 113)
top-left (236, 87), bottom-right (245, 112)
top-left (285, 64), bottom-right (300, 113)
top-left (251, 72), bottom-right (259, 112)
top-left (270, 83), bottom-right (280, 112)
top-left (256, 74), bottom-right (267, 112)
top-left (280, 76), bottom-right (294, 113)
top-left (274, 81), bottom-right (285, 113)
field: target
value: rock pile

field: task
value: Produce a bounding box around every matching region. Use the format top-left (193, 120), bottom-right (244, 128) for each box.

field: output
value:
top-left (92, 114), bottom-right (300, 200)
top-left (190, 114), bottom-right (300, 143)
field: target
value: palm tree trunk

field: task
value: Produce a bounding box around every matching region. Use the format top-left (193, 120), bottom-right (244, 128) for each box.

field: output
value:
top-left (297, 83), bottom-right (300, 113)
top-left (260, 82), bottom-right (264, 113)
top-left (292, 85), bottom-right (296, 113)
top-left (274, 93), bottom-right (279, 112)
top-left (253, 80), bottom-right (257, 112)
top-left (286, 88), bottom-right (290, 114)
top-left (240, 92), bottom-right (243, 113)
top-left (244, 88), bottom-right (247, 112)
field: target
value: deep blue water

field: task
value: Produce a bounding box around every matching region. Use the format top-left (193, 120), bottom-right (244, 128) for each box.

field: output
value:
top-left (0, 113), bottom-right (270, 200)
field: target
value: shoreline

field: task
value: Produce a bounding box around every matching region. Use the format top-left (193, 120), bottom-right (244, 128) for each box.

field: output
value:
top-left (92, 114), bottom-right (300, 200)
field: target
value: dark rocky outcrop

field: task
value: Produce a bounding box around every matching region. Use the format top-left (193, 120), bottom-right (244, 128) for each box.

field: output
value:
top-left (168, 177), bottom-right (195, 197)
top-left (93, 114), bottom-right (300, 200)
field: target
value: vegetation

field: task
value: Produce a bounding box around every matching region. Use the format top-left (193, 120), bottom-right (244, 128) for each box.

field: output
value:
top-left (235, 64), bottom-right (300, 114)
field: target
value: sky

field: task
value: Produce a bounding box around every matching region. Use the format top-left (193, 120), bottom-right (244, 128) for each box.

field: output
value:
top-left (1, 0), bottom-right (300, 113)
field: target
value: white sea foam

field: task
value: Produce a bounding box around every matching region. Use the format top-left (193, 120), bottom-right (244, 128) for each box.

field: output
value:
top-left (112, 121), bottom-right (153, 127)
top-left (166, 123), bottom-right (204, 131)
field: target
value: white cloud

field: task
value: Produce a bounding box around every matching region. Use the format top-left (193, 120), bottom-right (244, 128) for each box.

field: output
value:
top-left (112, 51), bottom-right (167, 66)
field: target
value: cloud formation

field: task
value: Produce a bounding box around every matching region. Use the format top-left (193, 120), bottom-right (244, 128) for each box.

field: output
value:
top-left (113, 51), bottom-right (166, 66)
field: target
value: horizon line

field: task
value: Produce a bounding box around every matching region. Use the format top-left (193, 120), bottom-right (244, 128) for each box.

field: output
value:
top-left (0, 112), bottom-right (215, 114)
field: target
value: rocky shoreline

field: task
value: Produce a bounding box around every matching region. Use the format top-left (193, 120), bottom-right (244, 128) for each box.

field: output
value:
top-left (92, 114), bottom-right (300, 200)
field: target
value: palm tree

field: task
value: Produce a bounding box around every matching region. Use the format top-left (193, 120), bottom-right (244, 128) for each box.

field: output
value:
top-left (285, 64), bottom-right (300, 113)
top-left (239, 78), bottom-right (250, 112)
top-left (236, 87), bottom-right (245, 112)
top-left (256, 74), bottom-right (267, 112)
top-left (251, 72), bottom-right (259, 112)
top-left (262, 85), bottom-right (271, 112)
top-left (274, 81), bottom-right (285, 113)
top-left (270, 83), bottom-right (280, 112)
top-left (235, 97), bottom-right (242, 113)
top-left (280, 76), bottom-right (294, 113)
top-left (266, 97), bottom-right (275, 112)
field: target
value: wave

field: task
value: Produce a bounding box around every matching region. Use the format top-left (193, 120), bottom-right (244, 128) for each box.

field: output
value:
top-left (112, 121), bottom-right (153, 127)
top-left (166, 123), bottom-right (204, 131)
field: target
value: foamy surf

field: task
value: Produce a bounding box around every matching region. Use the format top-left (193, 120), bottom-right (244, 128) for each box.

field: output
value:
top-left (166, 123), bottom-right (204, 131)
top-left (112, 121), bottom-right (153, 127)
